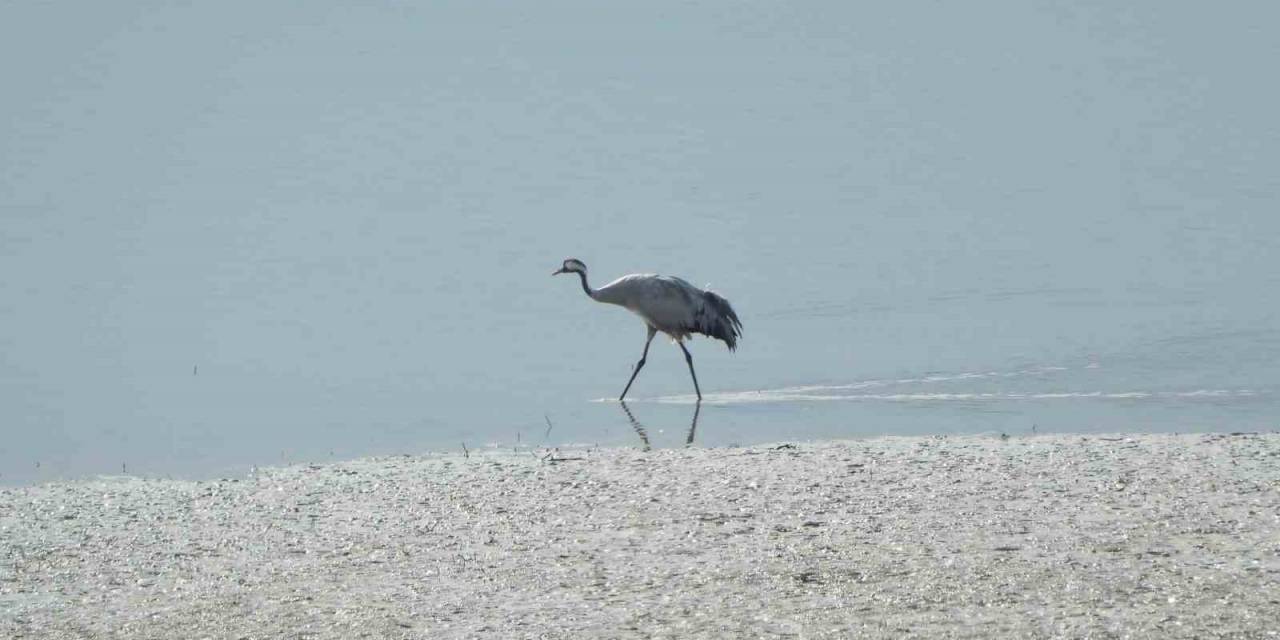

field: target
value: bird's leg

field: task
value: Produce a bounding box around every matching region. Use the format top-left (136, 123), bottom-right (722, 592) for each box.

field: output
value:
top-left (678, 341), bottom-right (702, 400)
top-left (619, 327), bottom-right (658, 401)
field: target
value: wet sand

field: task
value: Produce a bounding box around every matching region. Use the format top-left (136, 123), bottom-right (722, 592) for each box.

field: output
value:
top-left (2, 433), bottom-right (1278, 638)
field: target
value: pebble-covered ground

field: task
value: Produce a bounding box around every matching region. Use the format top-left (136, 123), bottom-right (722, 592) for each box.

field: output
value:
top-left (2, 433), bottom-right (1278, 638)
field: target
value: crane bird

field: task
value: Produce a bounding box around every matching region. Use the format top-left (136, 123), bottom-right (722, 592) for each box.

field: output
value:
top-left (553, 258), bottom-right (742, 401)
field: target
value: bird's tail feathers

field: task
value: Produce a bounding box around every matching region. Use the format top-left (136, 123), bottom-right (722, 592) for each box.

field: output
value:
top-left (697, 290), bottom-right (743, 351)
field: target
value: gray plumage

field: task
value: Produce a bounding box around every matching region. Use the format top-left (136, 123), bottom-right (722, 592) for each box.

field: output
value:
top-left (554, 258), bottom-right (742, 401)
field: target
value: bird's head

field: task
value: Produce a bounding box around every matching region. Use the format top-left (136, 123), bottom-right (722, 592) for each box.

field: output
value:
top-left (552, 258), bottom-right (587, 276)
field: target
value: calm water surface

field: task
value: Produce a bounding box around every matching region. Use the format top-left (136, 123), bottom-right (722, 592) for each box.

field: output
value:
top-left (3, 2), bottom-right (1278, 484)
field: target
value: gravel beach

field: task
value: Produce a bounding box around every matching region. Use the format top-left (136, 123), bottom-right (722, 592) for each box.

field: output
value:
top-left (3, 433), bottom-right (1278, 638)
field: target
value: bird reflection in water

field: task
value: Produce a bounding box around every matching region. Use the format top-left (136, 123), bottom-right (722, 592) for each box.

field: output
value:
top-left (619, 400), bottom-right (702, 451)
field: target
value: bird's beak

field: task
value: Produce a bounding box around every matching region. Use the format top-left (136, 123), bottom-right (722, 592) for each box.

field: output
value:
top-left (552, 268), bottom-right (567, 276)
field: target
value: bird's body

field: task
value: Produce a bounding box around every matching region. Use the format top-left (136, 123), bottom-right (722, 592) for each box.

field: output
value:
top-left (592, 274), bottom-right (741, 349)
top-left (554, 258), bottom-right (742, 401)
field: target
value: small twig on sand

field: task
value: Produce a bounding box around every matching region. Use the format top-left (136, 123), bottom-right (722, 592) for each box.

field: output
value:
top-left (461, 442), bottom-right (470, 459)
top-left (538, 448), bottom-right (584, 464)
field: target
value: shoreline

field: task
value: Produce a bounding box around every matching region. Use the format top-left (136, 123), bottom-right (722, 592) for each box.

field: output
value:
top-left (3, 432), bottom-right (1278, 638)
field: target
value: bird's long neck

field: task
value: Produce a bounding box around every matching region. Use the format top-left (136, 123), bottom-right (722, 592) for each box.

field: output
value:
top-left (576, 271), bottom-right (595, 298)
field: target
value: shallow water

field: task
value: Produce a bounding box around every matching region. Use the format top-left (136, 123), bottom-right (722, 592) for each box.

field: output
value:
top-left (3, 2), bottom-right (1279, 484)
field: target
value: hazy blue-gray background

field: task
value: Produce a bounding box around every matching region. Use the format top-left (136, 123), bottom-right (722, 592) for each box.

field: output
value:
top-left (4, 1), bottom-right (1278, 484)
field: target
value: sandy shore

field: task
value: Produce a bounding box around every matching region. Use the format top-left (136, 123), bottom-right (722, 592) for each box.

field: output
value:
top-left (2, 433), bottom-right (1278, 638)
